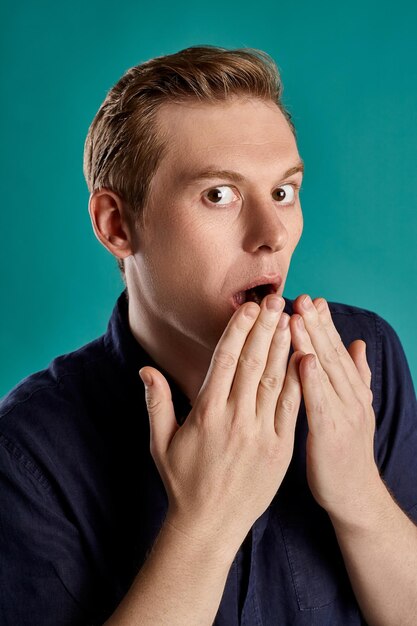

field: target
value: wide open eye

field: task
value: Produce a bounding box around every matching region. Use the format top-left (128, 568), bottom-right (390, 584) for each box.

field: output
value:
top-left (272, 184), bottom-right (296, 205)
top-left (205, 186), bottom-right (239, 205)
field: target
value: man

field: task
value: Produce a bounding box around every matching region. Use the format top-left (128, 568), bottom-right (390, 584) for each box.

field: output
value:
top-left (0, 45), bottom-right (416, 625)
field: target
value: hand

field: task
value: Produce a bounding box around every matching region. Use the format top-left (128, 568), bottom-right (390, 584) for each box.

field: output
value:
top-left (139, 295), bottom-right (304, 559)
top-left (290, 295), bottom-right (383, 526)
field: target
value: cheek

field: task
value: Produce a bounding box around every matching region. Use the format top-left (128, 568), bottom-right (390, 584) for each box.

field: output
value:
top-left (175, 212), bottom-right (231, 257)
top-left (153, 221), bottom-right (225, 287)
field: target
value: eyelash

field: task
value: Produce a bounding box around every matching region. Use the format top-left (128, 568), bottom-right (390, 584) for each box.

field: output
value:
top-left (203, 182), bottom-right (301, 207)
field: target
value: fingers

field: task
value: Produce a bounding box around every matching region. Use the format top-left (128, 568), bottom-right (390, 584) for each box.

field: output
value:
top-left (198, 301), bottom-right (262, 404)
top-left (256, 311), bottom-right (291, 417)
top-left (200, 295), bottom-right (285, 409)
top-left (290, 314), bottom-right (327, 381)
top-left (228, 295), bottom-right (285, 410)
top-left (139, 367), bottom-right (180, 461)
top-left (297, 353), bottom-right (330, 433)
top-left (313, 298), bottom-right (367, 386)
top-left (348, 340), bottom-right (373, 391)
top-left (292, 295), bottom-right (357, 404)
top-left (274, 350), bottom-right (304, 440)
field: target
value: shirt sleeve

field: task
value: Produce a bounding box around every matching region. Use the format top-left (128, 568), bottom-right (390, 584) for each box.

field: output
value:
top-left (372, 314), bottom-right (417, 520)
top-left (0, 433), bottom-right (102, 626)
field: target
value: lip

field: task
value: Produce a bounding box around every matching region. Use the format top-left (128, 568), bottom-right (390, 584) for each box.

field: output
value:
top-left (230, 273), bottom-right (282, 311)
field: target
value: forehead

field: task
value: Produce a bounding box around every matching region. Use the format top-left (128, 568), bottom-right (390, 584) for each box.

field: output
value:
top-left (154, 97), bottom-right (299, 177)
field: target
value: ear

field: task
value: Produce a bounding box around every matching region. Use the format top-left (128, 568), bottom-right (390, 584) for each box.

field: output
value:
top-left (88, 189), bottom-right (134, 259)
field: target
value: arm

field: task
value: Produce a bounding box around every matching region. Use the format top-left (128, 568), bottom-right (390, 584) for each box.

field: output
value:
top-left (290, 294), bottom-right (417, 626)
top-left (330, 484), bottom-right (417, 626)
top-left (106, 295), bottom-right (303, 625)
top-left (104, 516), bottom-right (235, 626)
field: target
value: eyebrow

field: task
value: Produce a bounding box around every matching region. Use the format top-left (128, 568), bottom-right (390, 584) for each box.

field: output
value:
top-left (179, 160), bottom-right (305, 186)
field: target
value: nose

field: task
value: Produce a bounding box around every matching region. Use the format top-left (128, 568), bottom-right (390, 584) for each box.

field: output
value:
top-left (242, 199), bottom-right (289, 253)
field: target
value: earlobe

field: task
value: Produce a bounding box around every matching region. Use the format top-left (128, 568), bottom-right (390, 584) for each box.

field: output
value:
top-left (88, 189), bottom-right (133, 259)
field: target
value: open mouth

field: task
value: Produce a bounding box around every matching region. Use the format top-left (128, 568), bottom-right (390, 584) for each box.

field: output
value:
top-left (233, 283), bottom-right (276, 307)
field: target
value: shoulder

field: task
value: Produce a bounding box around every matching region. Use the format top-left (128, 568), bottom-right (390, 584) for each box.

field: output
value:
top-left (323, 300), bottom-right (408, 371)
top-left (0, 335), bottom-right (113, 479)
top-left (0, 336), bottom-right (107, 421)
top-left (285, 296), bottom-right (389, 345)
top-left (326, 299), bottom-right (378, 335)
top-left (326, 300), bottom-right (395, 350)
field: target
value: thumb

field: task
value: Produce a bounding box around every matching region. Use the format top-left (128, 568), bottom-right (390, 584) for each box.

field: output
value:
top-left (139, 367), bottom-right (180, 461)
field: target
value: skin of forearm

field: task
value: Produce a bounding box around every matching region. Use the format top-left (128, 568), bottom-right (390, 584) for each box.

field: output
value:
top-left (103, 516), bottom-right (237, 626)
top-left (330, 482), bottom-right (417, 626)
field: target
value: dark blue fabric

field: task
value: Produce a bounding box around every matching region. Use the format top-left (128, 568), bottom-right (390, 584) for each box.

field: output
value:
top-left (0, 290), bottom-right (416, 625)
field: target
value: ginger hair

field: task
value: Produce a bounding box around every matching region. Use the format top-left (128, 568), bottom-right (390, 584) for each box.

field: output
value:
top-left (83, 45), bottom-right (296, 277)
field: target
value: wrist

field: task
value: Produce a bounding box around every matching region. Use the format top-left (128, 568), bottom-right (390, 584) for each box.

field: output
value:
top-left (327, 475), bottom-right (395, 536)
top-left (162, 511), bottom-right (242, 567)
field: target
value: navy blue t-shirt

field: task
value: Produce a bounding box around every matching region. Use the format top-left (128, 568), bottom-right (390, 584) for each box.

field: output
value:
top-left (0, 290), bottom-right (416, 625)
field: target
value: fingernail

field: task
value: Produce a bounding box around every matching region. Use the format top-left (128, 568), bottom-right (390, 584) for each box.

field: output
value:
top-left (139, 369), bottom-right (153, 386)
top-left (278, 312), bottom-right (289, 328)
top-left (302, 295), bottom-right (313, 310)
top-left (245, 304), bottom-right (259, 319)
top-left (296, 315), bottom-right (304, 329)
top-left (266, 295), bottom-right (283, 312)
top-left (309, 356), bottom-right (317, 369)
top-left (316, 298), bottom-right (327, 313)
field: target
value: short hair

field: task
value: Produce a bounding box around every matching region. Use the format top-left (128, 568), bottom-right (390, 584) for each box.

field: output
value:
top-left (83, 45), bottom-right (296, 277)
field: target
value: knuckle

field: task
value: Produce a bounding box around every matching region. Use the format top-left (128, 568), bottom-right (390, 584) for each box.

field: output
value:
top-left (194, 395), bottom-right (214, 421)
top-left (239, 353), bottom-right (264, 371)
top-left (349, 396), bottom-right (363, 414)
top-left (277, 395), bottom-right (296, 415)
top-left (213, 349), bottom-right (237, 369)
top-left (229, 418), bottom-right (253, 443)
top-left (257, 316), bottom-right (277, 331)
top-left (259, 374), bottom-right (282, 391)
top-left (323, 346), bottom-right (340, 365)
top-left (146, 394), bottom-right (164, 414)
top-left (320, 370), bottom-right (330, 386)
top-left (313, 397), bottom-right (327, 415)
top-left (354, 385), bottom-right (373, 407)
top-left (335, 340), bottom-right (346, 357)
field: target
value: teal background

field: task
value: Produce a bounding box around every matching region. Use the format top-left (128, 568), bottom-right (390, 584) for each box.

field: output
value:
top-left (1, 0), bottom-right (416, 396)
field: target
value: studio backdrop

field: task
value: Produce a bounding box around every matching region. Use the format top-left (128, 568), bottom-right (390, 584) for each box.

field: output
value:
top-left (1, 0), bottom-right (416, 396)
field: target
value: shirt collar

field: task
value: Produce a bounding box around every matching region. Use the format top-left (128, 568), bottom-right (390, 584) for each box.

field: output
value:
top-left (104, 289), bottom-right (294, 425)
top-left (103, 289), bottom-right (192, 424)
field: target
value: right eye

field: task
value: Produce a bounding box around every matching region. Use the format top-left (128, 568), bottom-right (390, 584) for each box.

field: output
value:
top-left (204, 186), bottom-right (240, 206)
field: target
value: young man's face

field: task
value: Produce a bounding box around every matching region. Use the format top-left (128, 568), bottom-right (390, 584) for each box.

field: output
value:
top-left (127, 97), bottom-right (304, 352)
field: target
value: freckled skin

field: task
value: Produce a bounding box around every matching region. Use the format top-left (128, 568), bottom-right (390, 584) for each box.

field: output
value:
top-left (125, 97), bottom-right (304, 403)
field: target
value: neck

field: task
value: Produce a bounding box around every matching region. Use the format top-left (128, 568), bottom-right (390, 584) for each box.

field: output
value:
top-left (127, 293), bottom-right (213, 408)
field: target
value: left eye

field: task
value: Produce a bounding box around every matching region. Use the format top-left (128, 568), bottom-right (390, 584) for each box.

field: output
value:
top-left (272, 184), bottom-right (296, 205)
top-left (205, 186), bottom-right (239, 205)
